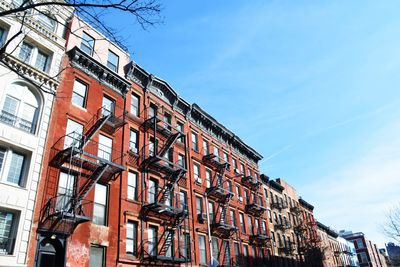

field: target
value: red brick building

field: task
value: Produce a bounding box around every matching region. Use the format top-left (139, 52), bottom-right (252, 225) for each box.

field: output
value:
top-left (27, 16), bottom-right (271, 267)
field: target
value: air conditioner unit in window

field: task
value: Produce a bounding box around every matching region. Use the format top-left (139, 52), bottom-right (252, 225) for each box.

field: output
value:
top-left (195, 177), bottom-right (202, 184)
top-left (238, 196), bottom-right (243, 202)
top-left (197, 213), bottom-right (207, 223)
top-left (234, 168), bottom-right (240, 174)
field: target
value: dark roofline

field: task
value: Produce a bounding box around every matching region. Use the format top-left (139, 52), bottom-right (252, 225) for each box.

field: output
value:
top-left (317, 221), bottom-right (339, 238)
top-left (299, 197), bottom-right (314, 211)
top-left (269, 179), bottom-right (285, 192)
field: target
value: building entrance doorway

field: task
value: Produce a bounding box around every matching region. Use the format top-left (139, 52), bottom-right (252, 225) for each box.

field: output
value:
top-left (35, 234), bottom-right (66, 267)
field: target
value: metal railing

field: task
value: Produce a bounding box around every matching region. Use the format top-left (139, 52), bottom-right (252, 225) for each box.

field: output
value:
top-left (0, 110), bottom-right (36, 133)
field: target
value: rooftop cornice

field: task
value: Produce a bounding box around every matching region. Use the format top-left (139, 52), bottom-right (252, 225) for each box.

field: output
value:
top-left (299, 197), bottom-right (314, 211)
top-left (191, 103), bottom-right (263, 163)
top-left (269, 179), bottom-right (285, 192)
top-left (68, 47), bottom-right (130, 95)
top-left (317, 221), bottom-right (339, 238)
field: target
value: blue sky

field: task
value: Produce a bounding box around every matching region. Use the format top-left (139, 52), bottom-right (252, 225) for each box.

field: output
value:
top-left (111, 1), bottom-right (400, 246)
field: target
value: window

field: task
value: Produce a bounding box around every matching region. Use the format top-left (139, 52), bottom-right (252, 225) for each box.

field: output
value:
top-left (360, 252), bottom-right (368, 263)
top-left (356, 239), bottom-right (364, 249)
top-left (129, 129), bottom-right (138, 153)
top-left (130, 93), bottom-right (139, 117)
top-left (98, 134), bottom-right (112, 161)
top-left (107, 50), bottom-right (119, 72)
top-left (179, 191), bottom-right (187, 211)
top-left (271, 231), bottom-right (275, 245)
top-left (208, 202), bottom-right (214, 222)
top-left (0, 209), bottom-right (19, 255)
top-left (0, 27), bottom-right (7, 46)
top-left (148, 226), bottom-right (157, 256)
top-left (205, 169), bottom-right (212, 188)
top-left (252, 246), bottom-right (257, 258)
top-left (56, 172), bottom-right (75, 211)
top-left (37, 13), bottom-right (56, 32)
top-left (64, 119), bottom-right (83, 148)
top-left (212, 237), bottom-right (219, 263)
top-left (213, 145), bottom-right (219, 157)
top-left (72, 79), bottom-right (88, 108)
top-left (243, 244), bottom-right (249, 265)
top-left (195, 196), bottom-right (203, 215)
top-left (102, 95), bottom-right (115, 116)
top-left (239, 213), bottom-right (245, 233)
top-left (262, 221), bottom-right (267, 235)
top-left (230, 209), bottom-right (236, 227)
top-left (232, 158), bottom-right (238, 171)
top-left (148, 179), bottom-right (157, 204)
top-left (193, 163), bottom-right (201, 183)
top-left (248, 217), bottom-right (253, 235)
top-left (191, 132), bottom-right (198, 151)
top-left (148, 104), bottom-right (156, 118)
top-left (268, 209), bottom-right (272, 223)
top-left (199, 235), bottom-right (207, 264)
top-left (163, 112), bottom-right (172, 131)
top-left (127, 171), bottom-right (138, 200)
top-left (227, 180), bottom-right (232, 193)
top-left (126, 221), bottom-right (137, 256)
top-left (234, 242), bottom-right (240, 266)
top-left (223, 151), bottom-right (228, 162)
top-left (223, 240), bottom-right (231, 265)
top-left (178, 154), bottom-right (185, 168)
top-left (149, 137), bottom-right (156, 156)
top-left (81, 32), bottom-right (94, 55)
top-left (182, 233), bottom-right (191, 260)
top-left (240, 163), bottom-right (245, 174)
top-left (93, 183), bottom-right (107, 225)
top-left (0, 146), bottom-right (27, 187)
top-left (236, 185), bottom-right (241, 200)
top-left (1, 83), bottom-right (40, 134)
top-left (18, 42), bottom-right (51, 72)
top-left (203, 139), bottom-right (209, 155)
top-left (176, 122), bottom-right (184, 142)
top-left (90, 245), bottom-right (105, 267)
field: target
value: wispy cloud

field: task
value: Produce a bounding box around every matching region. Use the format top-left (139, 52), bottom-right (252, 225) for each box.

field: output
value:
top-left (299, 120), bottom-right (400, 247)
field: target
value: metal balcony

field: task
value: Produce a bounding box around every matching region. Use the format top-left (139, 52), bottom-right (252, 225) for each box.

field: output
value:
top-left (141, 190), bottom-right (188, 223)
top-left (142, 113), bottom-right (184, 140)
top-left (202, 153), bottom-right (229, 171)
top-left (241, 175), bottom-right (261, 190)
top-left (50, 134), bottom-right (125, 183)
top-left (211, 220), bottom-right (237, 239)
top-left (278, 243), bottom-right (296, 255)
top-left (206, 185), bottom-right (234, 203)
top-left (250, 233), bottom-right (271, 247)
top-left (270, 200), bottom-right (288, 210)
top-left (275, 222), bottom-right (292, 232)
top-left (245, 202), bottom-right (266, 216)
top-left (294, 224), bottom-right (307, 234)
top-left (290, 206), bottom-right (302, 214)
top-left (38, 196), bottom-right (92, 235)
top-left (0, 110), bottom-right (36, 134)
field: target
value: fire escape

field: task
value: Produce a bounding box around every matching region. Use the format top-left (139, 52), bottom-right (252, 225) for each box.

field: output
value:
top-left (139, 107), bottom-right (190, 264)
top-left (203, 152), bottom-right (236, 240)
top-left (38, 106), bottom-right (126, 235)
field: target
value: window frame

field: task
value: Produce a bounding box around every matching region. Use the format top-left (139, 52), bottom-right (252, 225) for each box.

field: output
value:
top-left (107, 49), bottom-right (119, 72)
top-left (0, 146), bottom-right (28, 187)
top-left (126, 220), bottom-right (138, 256)
top-left (81, 31), bottom-right (95, 56)
top-left (127, 170), bottom-right (138, 201)
top-left (71, 79), bottom-right (88, 108)
top-left (93, 183), bottom-right (108, 226)
top-left (130, 93), bottom-right (140, 117)
top-left (90, 245), bottom-right (106, 267)
top-left (129, 128), bottom-right (138, 154)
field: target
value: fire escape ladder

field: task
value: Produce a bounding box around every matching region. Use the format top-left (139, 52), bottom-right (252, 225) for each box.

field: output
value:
top-left (80, 114), bottom-right (112, 149)
top-left (76, 163), bottom-right (110, 203)
top-left (159, 229), bottom-right (174, 256)
top-left (157, 184), bottom-right (173, 205)
top-left (157, 132), bottom-right (181, 158)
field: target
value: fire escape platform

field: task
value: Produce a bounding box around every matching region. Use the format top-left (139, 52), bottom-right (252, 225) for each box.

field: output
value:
top-left (206, 186), bottom-right (233, 203)
top-left (141, 202), bottom-right (188, 221)
top-left (50, 147), bottom-right (125, 182)
top-left (241, 176), bottom-right (261, 190)
top-left (141, 117), bottom-right (177, 139)
top-left (202, 154), bottom-right (229, 170)
top-left (211, 222), bottom-right (237, 239)
top-left (245, 203), bottom-right (266, 216)
top-left (250, 234), bottom-right (271, 247)
top-left (141, 155), bottom-right (186, 177)
top-left (143, 255), bottom-right (190, 263)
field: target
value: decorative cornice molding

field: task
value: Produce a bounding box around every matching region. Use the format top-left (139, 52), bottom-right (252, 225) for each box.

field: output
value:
top-left (1, 53), bottom-right (59, 90)
top-left (68, 47), bottom-right (130, 96)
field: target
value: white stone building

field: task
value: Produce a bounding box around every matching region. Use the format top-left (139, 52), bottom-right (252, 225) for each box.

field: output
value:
top-left (0, 1), bottom-right (72, 266)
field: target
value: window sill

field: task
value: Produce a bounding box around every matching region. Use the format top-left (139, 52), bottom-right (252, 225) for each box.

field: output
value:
top-left (125, 198), bottom-right (141, 205)
top-left (0, 181), bottom-right (27, 190)
top-left (71, 103), bottom-right (88, 111)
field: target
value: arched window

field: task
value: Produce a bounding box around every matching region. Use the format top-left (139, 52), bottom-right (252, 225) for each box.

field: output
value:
top-left (0, 82), bottom-right (41, 134)
top-left (37, 12), bottom-right (56, 32)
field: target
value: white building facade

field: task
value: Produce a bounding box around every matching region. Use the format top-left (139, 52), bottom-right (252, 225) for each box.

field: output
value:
top-left (0, 1), bottom-right (72, 266)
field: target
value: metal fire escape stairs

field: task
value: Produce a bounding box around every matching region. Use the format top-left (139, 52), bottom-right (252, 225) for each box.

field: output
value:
top-left (140, 110), bottom-right (190, 263)
top-left (39, 109), bottom-right (125, 235)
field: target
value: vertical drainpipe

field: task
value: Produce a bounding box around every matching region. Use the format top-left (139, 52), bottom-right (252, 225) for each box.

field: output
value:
top-left (117, 88), bottom-right (127, 264)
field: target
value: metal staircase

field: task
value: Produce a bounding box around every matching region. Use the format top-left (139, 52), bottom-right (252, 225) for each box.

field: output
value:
top-left (39, 106), bottom-right (126, 235)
